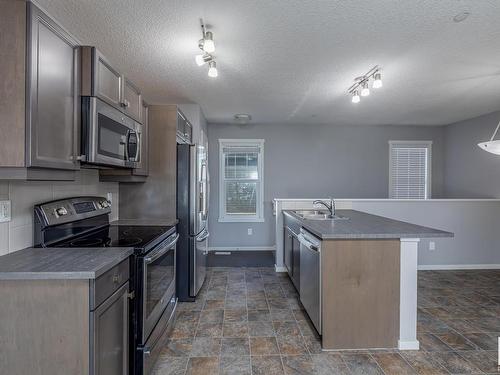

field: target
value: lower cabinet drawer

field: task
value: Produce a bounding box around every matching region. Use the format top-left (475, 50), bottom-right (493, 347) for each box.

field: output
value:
top-left (92, 259), bottom-right (130, 310)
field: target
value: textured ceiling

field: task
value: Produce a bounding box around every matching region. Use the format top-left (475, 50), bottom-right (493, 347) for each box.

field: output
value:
top-left (35, 0), bottom-right (500, 125)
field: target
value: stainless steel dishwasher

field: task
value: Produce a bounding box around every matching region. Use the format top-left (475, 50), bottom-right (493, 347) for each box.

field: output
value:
top-left (298, 228), bottom-right (321, 334)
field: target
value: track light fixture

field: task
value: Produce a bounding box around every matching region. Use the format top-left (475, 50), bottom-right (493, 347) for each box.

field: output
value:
top-left (347, 66), bottom-right (382, 104)
top-left (478, 119), bottom-right (500, 155)
top-left (196, 19), bottom-right (218, 78)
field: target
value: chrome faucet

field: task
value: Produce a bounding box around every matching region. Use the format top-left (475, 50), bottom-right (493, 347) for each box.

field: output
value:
top-left (312, 198), bottom-right (335, 217)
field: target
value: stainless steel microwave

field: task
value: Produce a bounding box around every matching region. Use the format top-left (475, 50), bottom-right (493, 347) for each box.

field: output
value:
top-left (82, 97), bottom-right (142, 168)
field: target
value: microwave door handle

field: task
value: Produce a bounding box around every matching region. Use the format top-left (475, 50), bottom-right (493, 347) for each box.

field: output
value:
top-left (135, 130), bottom-right (141, 163)
top-left (125, 129), bottom-right (139, 162)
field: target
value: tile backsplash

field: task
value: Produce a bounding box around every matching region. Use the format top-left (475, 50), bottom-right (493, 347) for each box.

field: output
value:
top-left (0, 170), bottom-right (119, 255)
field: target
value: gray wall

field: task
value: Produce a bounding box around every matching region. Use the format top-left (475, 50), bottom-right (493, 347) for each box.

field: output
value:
top-left (444, 111), bottom-right (500, 198)
top-left (207, 123), bottom-right (445, 247)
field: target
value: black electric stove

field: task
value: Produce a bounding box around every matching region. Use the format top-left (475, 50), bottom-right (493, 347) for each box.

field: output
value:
top-left (52, 224), bottom-right (174, 251)
top-left (34, 196), bottom-right (179, 375)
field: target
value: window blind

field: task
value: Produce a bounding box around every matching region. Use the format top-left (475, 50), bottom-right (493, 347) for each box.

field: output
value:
top-left (389, 144), bottom-right (430, 199)
top-left (219, 140), bottom-right (264, 221)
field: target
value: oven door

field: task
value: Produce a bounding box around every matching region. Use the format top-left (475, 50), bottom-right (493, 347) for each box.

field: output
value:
top-left (84, 97), bottom-right (142, 168)
top-left (142, 233), bottom-right (178, 342)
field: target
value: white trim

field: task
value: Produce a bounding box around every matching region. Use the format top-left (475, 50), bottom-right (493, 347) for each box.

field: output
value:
top-left (418, 264), bottom-right (500, 270)
top-left (218, 139), bottom-right (265, 223)
top-left (273, 198), bottom-right (500, 202)
top-left (398, 340), bottom-right (420, 351)
top-left (400, 238), bottom-right (421, 243)
top-left (399, 239), bottom-right (419, 351)
top-left (208, 246), bottom-right (275, 252)
top-left (275, 265), bottom-right (287, 273)
top-left (218, 217), bottom-right (265, 223)
top-left (389, 140), bottom-right (432, 200)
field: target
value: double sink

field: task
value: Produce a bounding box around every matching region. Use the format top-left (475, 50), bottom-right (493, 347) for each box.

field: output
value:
top-left (294, 210), bottom-right (349, 221)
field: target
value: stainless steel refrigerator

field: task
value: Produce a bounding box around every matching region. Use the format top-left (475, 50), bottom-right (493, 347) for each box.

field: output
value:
top-left (176, 142), bottom-right (209, 301)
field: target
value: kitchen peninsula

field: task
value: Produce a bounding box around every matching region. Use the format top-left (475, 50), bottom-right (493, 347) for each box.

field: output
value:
top-left (281, 208), bottom-right (453, 351)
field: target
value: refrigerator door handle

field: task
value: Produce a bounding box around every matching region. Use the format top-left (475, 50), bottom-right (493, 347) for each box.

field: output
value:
top-left (196, 230), bottom-right (210, 242)
top-left (200, 161), bottom-right (208, 219)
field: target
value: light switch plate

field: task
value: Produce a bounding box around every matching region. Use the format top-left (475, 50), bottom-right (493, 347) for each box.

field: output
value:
top-left (0, 200), bottom-right (11, 222)
top-left (248, 228), bottom-right (253, 235)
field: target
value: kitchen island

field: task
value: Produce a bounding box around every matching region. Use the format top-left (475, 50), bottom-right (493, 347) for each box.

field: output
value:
top-left (282, 209), bottom-right (453, 351)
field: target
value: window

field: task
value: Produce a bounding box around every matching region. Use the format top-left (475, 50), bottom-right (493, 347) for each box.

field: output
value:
top-left (219, 139), bottom-right (264, 222)
top-left (389, 141), bottom-right (432, 199)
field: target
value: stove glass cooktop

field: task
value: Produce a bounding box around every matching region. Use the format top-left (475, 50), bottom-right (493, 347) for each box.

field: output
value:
top-left (54, 225), bottom-right (173, 250)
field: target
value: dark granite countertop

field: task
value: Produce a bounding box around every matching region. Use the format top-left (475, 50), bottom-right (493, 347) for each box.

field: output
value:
top-left (0, 247), bottom-right (133, 280)
top-left (111, 218), bottom-right (178, 226)
top-left (284, 209), bottom-right (453, 240)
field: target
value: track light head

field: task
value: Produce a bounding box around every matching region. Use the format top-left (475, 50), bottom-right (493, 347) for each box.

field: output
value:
top-left (208, 61), bottom-right (218, 78)
top-left (373, 72), bottom-right (383, 88)
top-left (203, 31), bottom-right (215, 53)
top-left (352, 91), bottom-right (360, 103)
top-left (195, 53), bottom-right (213, 66)
top-left (360, 81), bottom-right (370, 96)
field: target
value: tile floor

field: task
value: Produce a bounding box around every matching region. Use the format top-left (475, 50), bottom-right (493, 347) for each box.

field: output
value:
top-left (153, 268), bottom-right (500, 375)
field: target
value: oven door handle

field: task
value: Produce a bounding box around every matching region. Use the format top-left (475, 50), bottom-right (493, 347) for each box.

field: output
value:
top-left (144, 234), bottom-right (179, 264)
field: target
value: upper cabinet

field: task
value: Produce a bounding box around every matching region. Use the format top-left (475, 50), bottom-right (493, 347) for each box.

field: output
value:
top-left (123, 79), bottom-right (142, 121)
top-left (0, 1), bottom-right (78, 180)
top-left (93, 49), bottom-right (123, 108)
top-left (80, 47), bottom-right (143, 123)
top-left (176, 110), bottom-right (193, 144)
top-left (26, 3), bottom-right (80, 171)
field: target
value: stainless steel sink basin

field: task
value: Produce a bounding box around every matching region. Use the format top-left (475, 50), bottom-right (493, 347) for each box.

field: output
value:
top-left (294, 210), bottom-right (349, 221)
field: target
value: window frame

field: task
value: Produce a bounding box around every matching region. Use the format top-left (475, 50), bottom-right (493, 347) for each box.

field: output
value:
top-left (218, 139), bottom-right (265, 222)
top-left (388, 140), bottom-right (432, 200)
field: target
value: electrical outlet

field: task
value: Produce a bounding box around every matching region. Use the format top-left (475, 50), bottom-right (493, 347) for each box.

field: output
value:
top-left (247, 228), bottom-right (253, 235)
top-left (429, 241), bottom-right (436, 251)
top-left (0, 200), bottom-right (11, 222)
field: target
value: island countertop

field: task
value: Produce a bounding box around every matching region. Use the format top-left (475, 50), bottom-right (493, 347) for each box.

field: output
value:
top-left (284, 209), bottom-right (453, 240)
top-left (0, 247), bottom-right (134, 280)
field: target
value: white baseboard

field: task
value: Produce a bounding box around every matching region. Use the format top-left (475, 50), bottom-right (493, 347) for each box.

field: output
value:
top-left (418, 264), bottom-right (500, 270)
top-left (275, 265), bottom-right (287, 273)
top-left (398, 340), bottom-right (420, 350)
top-left (208, 246), bottom-right (276, 252)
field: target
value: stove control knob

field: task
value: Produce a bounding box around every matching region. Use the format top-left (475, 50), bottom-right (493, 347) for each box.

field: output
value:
top-left (55, 207), bottom-right (68, 217)
top-left (96, 202), bottom-right (103, 209)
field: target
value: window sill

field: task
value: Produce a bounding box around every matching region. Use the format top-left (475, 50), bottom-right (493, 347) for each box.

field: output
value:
top-left (218, 217), bottom-right (265, 223)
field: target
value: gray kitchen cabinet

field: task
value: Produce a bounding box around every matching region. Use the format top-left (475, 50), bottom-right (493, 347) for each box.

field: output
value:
top-left (284, 227), bottom-right (293, 273)
top-left (0, 258), bottom-right (132, 375)
top-left (123, 79), bottom-right (143, 122)
top-left (92, 49), bottom-right (123, 109)
top-left (0, 1), bottom-right (78, 180)
top-left (176, 110), bottom-right (193, 144)
top-left (26, 2), bottom-right (80, 171)
top-left (92, 282), bottom-right (130, 375)
top-left (283, 212), bottom-right (301, 291)
top-left (81, 47), bottom-right (143, 123)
